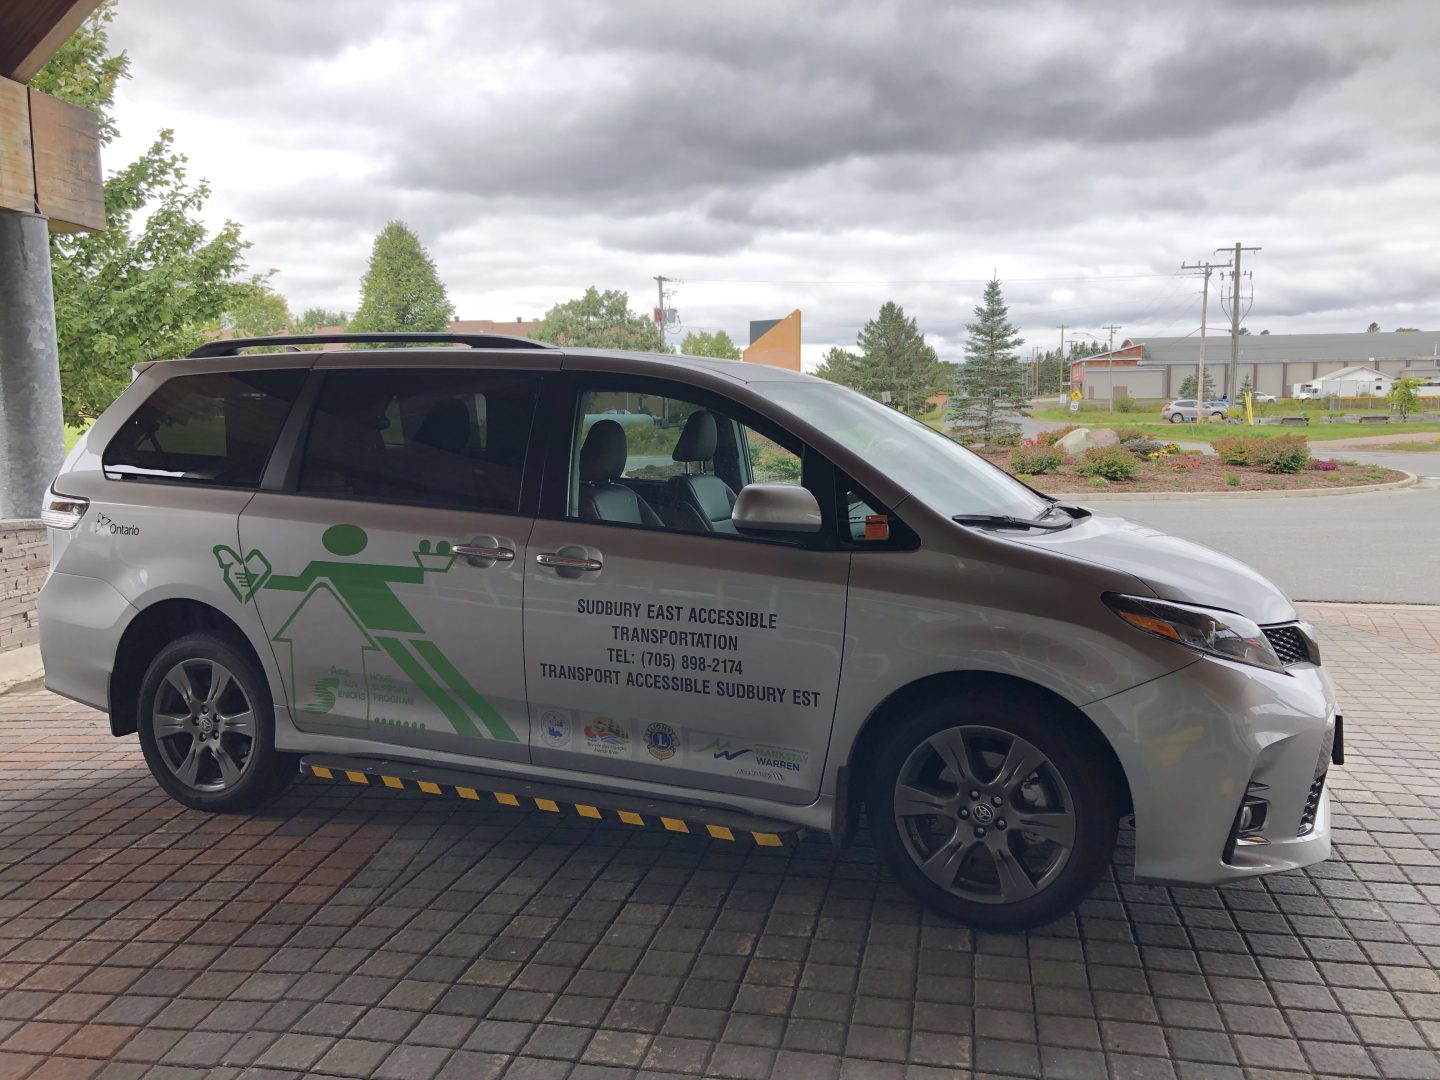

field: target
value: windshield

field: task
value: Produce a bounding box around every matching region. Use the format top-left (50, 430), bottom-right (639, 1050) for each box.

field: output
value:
top-left (765, 382), bottom-right (1049, 519)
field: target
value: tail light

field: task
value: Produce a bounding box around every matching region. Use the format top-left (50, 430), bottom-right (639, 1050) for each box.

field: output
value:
top-left (41, 488), bottom-right (89, 530)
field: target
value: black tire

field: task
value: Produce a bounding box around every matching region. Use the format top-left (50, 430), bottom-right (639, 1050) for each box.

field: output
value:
top-left (1168, 413), bottom-right (1184, 423)
top-left (864, 689), bottom-right (1120, 931)
top-left (136, 631), bottom-right (296, 812)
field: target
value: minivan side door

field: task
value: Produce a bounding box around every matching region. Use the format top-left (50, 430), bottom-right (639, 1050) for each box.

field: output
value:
top-left (522, 375), bottom-right (850, 804)
top-left (242, 364), bottom-right (543, 763)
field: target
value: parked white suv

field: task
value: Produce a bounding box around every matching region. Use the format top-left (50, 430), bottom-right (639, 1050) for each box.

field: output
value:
top-left (1161, 399), bottom-right (1231, 422)
top-left (37, 333), bottom-right (1339, 930)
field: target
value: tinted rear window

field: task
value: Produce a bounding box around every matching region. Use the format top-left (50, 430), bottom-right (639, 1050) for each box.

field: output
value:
top-left (104, 370), bottom-right (306, 486)
top-left (297, 369), bottom-right (539, 512)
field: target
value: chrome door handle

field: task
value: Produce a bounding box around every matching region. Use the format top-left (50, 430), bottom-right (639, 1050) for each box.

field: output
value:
top-left (452, 544), bottom-right (515, 562)
top-left (536, 551), bottom-right (603, 572)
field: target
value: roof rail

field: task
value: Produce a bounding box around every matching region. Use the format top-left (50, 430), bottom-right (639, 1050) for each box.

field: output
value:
top-left (187, 332), bottom-right (555, 358)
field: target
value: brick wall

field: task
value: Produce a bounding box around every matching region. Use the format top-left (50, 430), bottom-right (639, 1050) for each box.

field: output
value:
top-left (0, 520), bottom-right (47, 654)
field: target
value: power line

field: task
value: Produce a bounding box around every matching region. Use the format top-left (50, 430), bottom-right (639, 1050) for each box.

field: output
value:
top-left (676, 272), bottom-right (1187, 286)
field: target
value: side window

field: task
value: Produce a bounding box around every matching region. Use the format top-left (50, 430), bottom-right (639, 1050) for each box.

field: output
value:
top-left (570, 387), bottom-right (803, 535)
top-left (298, 369), bottom-right (538, 512)
top-left (103, 369), bottom-right (305, 486)
top-left (838, 477), bottom-right (919, 549)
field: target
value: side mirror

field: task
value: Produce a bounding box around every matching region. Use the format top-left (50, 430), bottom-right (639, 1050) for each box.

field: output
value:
top-left (732, 483), bottom-right (823, 535)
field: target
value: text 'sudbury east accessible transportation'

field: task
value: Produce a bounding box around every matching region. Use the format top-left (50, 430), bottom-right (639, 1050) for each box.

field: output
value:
top-left (38, 332), bottom-right (1341, 930)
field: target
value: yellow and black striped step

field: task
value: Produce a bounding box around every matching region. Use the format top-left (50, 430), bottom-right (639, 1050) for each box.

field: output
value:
top-left (300, 756), bottom-right (807, 847)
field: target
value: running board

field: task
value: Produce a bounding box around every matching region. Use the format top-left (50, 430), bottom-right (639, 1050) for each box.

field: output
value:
top-left (299, 754), bottom-right (808, 847)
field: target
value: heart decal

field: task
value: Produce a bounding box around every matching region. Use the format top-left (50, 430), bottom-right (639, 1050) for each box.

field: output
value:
top-left (214, 545), bottom-right (274, 602)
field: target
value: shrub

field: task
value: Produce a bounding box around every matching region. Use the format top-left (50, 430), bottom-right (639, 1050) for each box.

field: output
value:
top-left (1225, 474), bottom-right (1241, 487)
top-left (1087, 476), bottom-right (1108, 489)
top-left (1010, 447), bottom-right (1064, 475)
top-left (1252, 434), bottom-right (1310, 474)
top-left (1125, 437), bottom-right (1166, 458)
top-left (1170, 454), bottom-right (1202, 472)
top-left (1213, 436), bottom-right (1257, 466)
top-left (990, 427), bottom-right (1021, 448)
top-left (1115, 396), bottom-right (1137, 413)
top-left (1077, 446), bottom-right (1139, 482)
top-left (1309, 458), bottom-right (1339, 472)
top-left (1114, 427), bottom-right (1146, 443)
top-left (1037, 425), bottom-right (1081, 446)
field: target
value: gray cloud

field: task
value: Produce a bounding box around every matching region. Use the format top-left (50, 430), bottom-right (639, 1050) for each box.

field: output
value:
top-left (104, 0), bottom-right (1440, 357)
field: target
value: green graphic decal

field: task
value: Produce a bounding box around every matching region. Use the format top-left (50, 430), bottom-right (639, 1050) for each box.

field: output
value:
top-left (214, 545), bottom-right (273, 601)
top-left (255, 524), bottom-right (516, 740)
top-left (305, 677), bottom-right (341, 716)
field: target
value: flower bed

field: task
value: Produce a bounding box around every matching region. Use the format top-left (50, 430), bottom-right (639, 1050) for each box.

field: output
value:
top-left (979, 429), bottom-right (1406, 493)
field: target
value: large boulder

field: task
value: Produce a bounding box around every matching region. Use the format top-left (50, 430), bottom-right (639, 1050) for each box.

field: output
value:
top-left (1054, 427), bottom-right (1120, 454)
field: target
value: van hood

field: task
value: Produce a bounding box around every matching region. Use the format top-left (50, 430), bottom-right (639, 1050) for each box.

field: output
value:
top-left (1019, 510), bottom-right (1298, 625)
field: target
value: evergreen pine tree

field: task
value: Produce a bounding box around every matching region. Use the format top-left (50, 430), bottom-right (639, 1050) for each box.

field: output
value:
top-left (815, 303), bottom-right (946, 413)
top-left (349, 221), bottom-right (455, 337)
top-left (947, 280), bottom-right (1028, 445)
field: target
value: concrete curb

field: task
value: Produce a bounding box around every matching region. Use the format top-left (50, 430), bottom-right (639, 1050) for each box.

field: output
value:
top-left (0, 646), bottom-right (43, 696)
top-left (1066, 470), bottom-right (1419, 501)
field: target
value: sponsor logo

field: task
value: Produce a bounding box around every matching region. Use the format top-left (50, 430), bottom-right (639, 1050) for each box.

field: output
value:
top-left (541, 709), bottom-right (571, 749)
top-left (304, 676), bottom-right (340, 715)
top-left (583, 716), bottom-right (629, 757)
top-left (644, 722), bottom-right (679, 761)
top-left (691, 730), bottom-right (809, 786)
top-left (697, 737), bottom-right (752, 761)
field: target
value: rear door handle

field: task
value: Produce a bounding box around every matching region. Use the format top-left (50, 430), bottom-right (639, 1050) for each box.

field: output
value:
top-left (453, 539), bottom-right (515, 567)
top-left (536, 551), bottom-right (603, 572)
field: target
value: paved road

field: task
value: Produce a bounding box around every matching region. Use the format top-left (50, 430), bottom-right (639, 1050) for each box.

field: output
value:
top-left (2, 606), bottom-right (1440, 1080)
top-left (1081, 476), bottom-right (1439, 604)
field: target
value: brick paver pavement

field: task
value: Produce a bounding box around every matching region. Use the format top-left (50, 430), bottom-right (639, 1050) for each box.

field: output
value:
top-left (1, 604), bottom-right (1439, 1080)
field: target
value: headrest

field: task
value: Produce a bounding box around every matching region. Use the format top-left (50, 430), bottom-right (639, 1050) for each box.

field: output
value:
top-left (672, 410), bottom-right (718, 463)
top-left (580, 419), bottom-right (627, 483)
top-left (414, 398), bottom-right (470, 453)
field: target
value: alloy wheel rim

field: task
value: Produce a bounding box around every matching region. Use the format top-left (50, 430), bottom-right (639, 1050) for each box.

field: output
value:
top-left (893, 724), bottom-right (1076, 905)
top-left (151, 659), bottom-right (256, 792)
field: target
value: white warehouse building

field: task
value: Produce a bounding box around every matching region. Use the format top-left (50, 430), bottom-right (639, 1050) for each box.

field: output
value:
top-left (1072, 330), bottom-right (1440, 401)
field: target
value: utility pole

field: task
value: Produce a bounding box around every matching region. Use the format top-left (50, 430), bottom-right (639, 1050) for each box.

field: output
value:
top-left (1056, 324), bottom-right (1067, 399)
top-left (1217, 243), bottom-right (1260, 399)
top-left (1102, 324), bottom-right (1121, 411)
top-left (653, 275), bottom-right (668, 327)
top-left (1181, 260), bottom-right (1228, 418)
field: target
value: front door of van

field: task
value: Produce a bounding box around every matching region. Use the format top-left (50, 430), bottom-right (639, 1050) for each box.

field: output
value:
top-left (523, 379), bottom-right (849, 804)
top-left (242, 367), bottom-right (541, 764)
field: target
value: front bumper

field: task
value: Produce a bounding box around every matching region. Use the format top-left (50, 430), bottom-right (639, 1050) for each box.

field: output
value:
top-left (1085, 655), bottom-right (1335, 885)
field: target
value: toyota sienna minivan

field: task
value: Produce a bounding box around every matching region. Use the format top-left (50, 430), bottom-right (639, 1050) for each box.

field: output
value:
top-left (37, 332), bottom-right (1340, 930)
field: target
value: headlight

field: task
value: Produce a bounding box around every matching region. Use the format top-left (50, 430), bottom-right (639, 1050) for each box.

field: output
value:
top-left (1103, 593), bottom-right (1285, 673)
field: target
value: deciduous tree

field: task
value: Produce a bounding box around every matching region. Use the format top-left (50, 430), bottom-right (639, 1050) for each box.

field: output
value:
top-left (532, 287), bottom-right (668, 351)
top-left (679, 329), bottom-right (741, 359)
top-left (349, 221), bottom-right (455, 337)
top-left (38, 1), bottom-right (253, 423)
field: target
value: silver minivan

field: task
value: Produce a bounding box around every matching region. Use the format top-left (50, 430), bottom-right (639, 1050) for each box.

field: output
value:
top-left (38, 332), bottom-right (1339, 930)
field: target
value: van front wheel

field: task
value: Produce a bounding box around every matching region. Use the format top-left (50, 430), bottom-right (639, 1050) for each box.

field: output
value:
top-left (865, 693), bottom-right (1119, 931)
top-left (137, 633), bottom-right (295, 812)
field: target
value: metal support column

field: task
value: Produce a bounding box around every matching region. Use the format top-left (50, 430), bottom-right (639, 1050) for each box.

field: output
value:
top-left (0, 211), bottom-right (65, 519)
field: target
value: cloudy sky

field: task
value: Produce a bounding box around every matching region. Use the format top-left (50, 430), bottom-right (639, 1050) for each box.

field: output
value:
top-left (106, 0), bottom-right (1440, 367)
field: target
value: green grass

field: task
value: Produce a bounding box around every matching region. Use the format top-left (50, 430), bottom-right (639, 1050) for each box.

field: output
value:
top-left (1030, 408), bottom-right (1440, 443)
top-left (64, 424), bottom-right (89, 451)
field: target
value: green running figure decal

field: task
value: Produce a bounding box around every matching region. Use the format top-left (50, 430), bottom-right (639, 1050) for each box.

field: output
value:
top-left (248, 524), bottom-right (517, 741)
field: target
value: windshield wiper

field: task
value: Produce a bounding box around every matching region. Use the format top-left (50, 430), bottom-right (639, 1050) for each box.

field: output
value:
top-left (951, 513), bottom-right (1073, 532)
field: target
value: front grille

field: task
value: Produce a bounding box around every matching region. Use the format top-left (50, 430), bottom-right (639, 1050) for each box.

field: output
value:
top-left (1264, 624), bottom-right (1313, 666)
top-left (1299, 773), bottom-right (1326, 835)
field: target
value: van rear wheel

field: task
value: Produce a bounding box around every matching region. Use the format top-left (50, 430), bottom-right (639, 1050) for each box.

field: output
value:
top-left (865, 692), bottom-right (1119, 931)
top-left (137, 632), bottom-right (295, 811)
